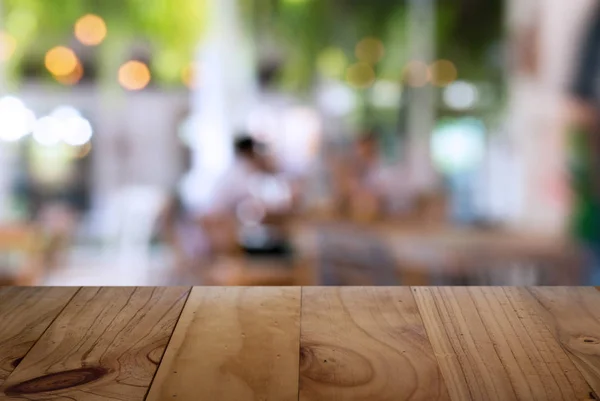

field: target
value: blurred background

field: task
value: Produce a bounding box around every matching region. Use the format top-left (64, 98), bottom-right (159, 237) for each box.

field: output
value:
top-left (0, 0), bottom-right (596, 286)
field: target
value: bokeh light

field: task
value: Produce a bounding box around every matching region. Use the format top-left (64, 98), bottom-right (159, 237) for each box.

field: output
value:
top-left (51, 105), bottom-right (81, 120)
top-left (317, 47), bottom-right (348, 79)
top-left (443, 81), bottom-right (479, 110)
top-left (0, 32), bottom-right (17, 62)
top-left (32, 116), bottom-right (62, 146)
top-left (402, 60), bottom-right (430, 87)
top-left (62, 117), bottom-right (93, 146)
top-left (317, 82), bottom-right (357, 116)
top-left (181, 62), bottom-right (199, 89)
top-left (0, 96), bottom-right (36, 142)
top-left (118, 61), bottom-right (151, 91)
top-left (346, 62), bottom-right (376, 89)
top-left (54, 60), bottom-right (84, 85)
top-left (432, 118), bottom-right (485, 173)
top-left (51, 106), bottom-right (92, 146)
top-left (33, 107), bottom-right (93, 147)
top-left (355, 37), bottom-right (385, 64)
top-left (429, 59), bottom-right (458, 87)
top-left (370, 80), bottom-right (402, 109)
top-left (74, 14), bottom-right (107, 46)
top-left (45, 46), bottom-right (79, 77)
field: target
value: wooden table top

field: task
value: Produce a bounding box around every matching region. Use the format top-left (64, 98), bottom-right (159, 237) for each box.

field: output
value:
top-left (0, 287), bottom-right (598, 400)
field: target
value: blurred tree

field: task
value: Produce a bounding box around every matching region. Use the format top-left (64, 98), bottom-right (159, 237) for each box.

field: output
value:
top-left (1, 0), bottom-right (503, 91)
top-left (2, 0), bottom-right (207, 86)
top-left (244, 0), bottom-right (503, 96)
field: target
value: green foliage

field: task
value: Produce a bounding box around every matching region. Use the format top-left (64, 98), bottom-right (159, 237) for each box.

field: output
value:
top-left (2, 0), bottom-right (504, 90)
top-left (437, 0), bottom-right (504, 81)
top-left (248, 0), bottom-right (503, 91)
top-left (2, 0), bottom-right (207, 85)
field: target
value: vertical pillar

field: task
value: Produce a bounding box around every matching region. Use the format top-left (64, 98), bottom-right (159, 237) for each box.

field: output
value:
top-left (186, 0), bottom-right (256, 212)
top-left (407, 0), bottom-right (437, 194)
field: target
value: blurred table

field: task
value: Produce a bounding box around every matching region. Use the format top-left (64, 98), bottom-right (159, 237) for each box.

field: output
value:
top-left (0, 286), bottom-right (599, 400)
top-left (292, 219), bottom-right (584, 285)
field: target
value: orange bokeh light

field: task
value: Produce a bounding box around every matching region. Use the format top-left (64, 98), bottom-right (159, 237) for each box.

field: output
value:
top-left (0, 32), bottom-right (17, 61)
top-left (54, 61), bottom-right (84, 85)
top-left (402, 60), bottom-right (430, 87)
top-left (75, 14), bottom-right (107, 46)
top-left (118, 61), bottom-right (151, 91)
top-left (429, 59), bottom-right (458, 87)
top-left (181, 63), bottom-right (200, 89)
top-left (45, 46), bottom-right (79, 77)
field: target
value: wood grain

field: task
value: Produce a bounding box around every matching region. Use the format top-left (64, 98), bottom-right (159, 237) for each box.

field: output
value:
top-left (0, 287), bottom-right (189, 400)
top-left (299, 287), bottom-right (449, 401)
top-left (0, 287), bottom-right (78, 385)
top-left (146, 287), bottom-right (301, 401)
top-left (413, 287), bottom-right (593, 401)
top-left (527, 287), bottom-right (600, 397)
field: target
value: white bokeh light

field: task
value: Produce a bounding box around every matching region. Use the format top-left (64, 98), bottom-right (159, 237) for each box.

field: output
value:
top-left (51, 105), bottom-right (81, 120)
top-left (33, 116), bottom-right (63, 146)
top-left (0, 96), bottom-right (36, 142)
top-left (431, 119), bottom-right (485, 173)
top-left (34, 106), bottom-right (94, 146)
top-left (62, 117), bottom-right (93, 146)
top-left (443, 81), bottom-right (479, 110)
top-left (317, 83), bottom-right (357, 117)
top-left (370, 80), bottom-right (402, 109)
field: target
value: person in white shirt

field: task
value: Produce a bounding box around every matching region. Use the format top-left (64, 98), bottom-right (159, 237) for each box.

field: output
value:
top-left (208, 136), bottom-right (265, 215)
top-left (204, 135), bottom-right (294, 257)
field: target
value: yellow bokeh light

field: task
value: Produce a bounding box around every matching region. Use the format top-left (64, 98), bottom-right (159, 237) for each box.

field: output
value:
top-left (74, 14), bottom-right (107, 46)
top-left (54, 61), bottom-right (84, 85)
top-left (346, 62), bottom-right (376, 89)
top-left (118, 61), bottom-right (151, 91)
top-left (45, 46), bottom-right (79, 77)
top-left (0, 32), bottom-right (17, 62)
top-left (402, 60), bottom-right (430, 87)
top-left (429, 59), bottom-right (457, 87)
top-left (355, 37), bottom-right (385, 64)
top-left (317, 47), bottom-right (347, 78)
top-left (181, 63), bottom-right (200, 89)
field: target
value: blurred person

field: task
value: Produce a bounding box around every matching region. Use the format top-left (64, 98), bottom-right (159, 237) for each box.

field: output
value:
top-left (247, 60), bottom-right (320, 204)
top-left (203, 134), bottom-right (294, 258)
top-left (342, 131), bottom-right (416, 221)
top-left (568, 3), bottom-right (600, 285)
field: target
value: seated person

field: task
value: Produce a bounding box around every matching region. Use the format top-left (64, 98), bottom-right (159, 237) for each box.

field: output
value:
top-left (203, 135), bottom-right (294, 259)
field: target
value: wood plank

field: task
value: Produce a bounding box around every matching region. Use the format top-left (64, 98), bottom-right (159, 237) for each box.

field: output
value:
top-left (0, 287), bottom-right (78, 385)
top-left (413, 287), bottom-right (593, 401)
top-left (146, 287), bottom-right (301, 401)
top-left (0, 287), bottom-right (189, 401)
top-left (527, 287), bottom-right (600, 397)
top-left (299, 287), bottom-right (449, 401)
